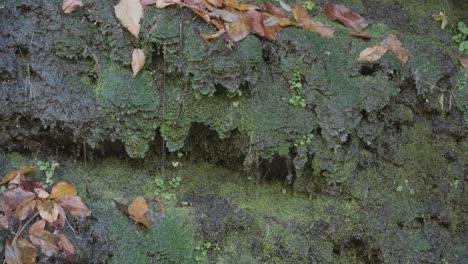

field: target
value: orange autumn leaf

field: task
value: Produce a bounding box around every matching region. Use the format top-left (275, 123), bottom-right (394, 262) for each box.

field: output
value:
top-left (29, 230), bottom-right (60, 257)
top-left (14, 197), bottom-right (36, 221)
top-left (29, 219), bottom-right (46, 236)
top-left (264, 2), bottom-right (286, 18)
top-left (0, 166), bottom-right (35, 185)
top-left (128, 196), bottom-right (150, 229)
top-left (201, 29), bottom-right (226, 40)
top-left (236, 4), bottom-right (259, 11)
top-left (262, 14), bottom-right (284, 41)
top-left (226, 15), bottom-right (250, 42)
top-left (324, 3), bottom-right (368, 31)
top-left (458, 57), bottom-right (468, 68)
top-left (49, 182), bottom-right (78, 200)
top-left (292, 6), bottom-right (309, 24)
top-left (350, 32), bottom-right (371, 41)
top-left (56, 195), bottom-right (92, 217)
top-left (357, 45), bottom-right (388, 63)
top-left (5, 239), bottom-right (37, 264)
top-left (36, 200), bottom-right (60, 223)
top-left (380, 35), bottom-right (409, 64)
top-left (132, 49), bottom-right (146, 77)
top-left (62, 0), bottom-right (83, 14)
top-left (292, 6), bottom-right (334, 38)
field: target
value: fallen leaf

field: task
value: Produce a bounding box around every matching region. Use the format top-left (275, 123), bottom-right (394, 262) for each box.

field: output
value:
top-left (246, 9), bottom-right (265, 37)
top-left (34, 188), bottom-right (50, 199)
top-left (293, 6), bottom-right (334, 38)
top-left (263, 14), bottom-right (284, 41)
top-left (0, 166), bottom-right (35, 185)
top-left (350, 32), bottom-right (371, 41)
top-left (226, 15), bottom-right (250, 42)
top-left (279, 0), bottom-right (292, 12)
top-left (264, 2), bottom-right (286, 18)
top-left (433, 12), bottom-right (448, 30)
top-left (62, 0), bottom-right (83, 14)
top-left (30, 230), bottom-right (60, 257)
top-left (201, 29), bottom-right (226, 40)
top-left (1, 187), bottom-right (35, 210)
top-left (29, 220), bottom-right (46, 236)
top-left (380, 35), bottom-right (409, 64)
top-left (5, 239), bottom-right (37, 264)
top-left (206, 0), bottom-right (222, 8)
top-left (115, 0), bottom-right (144, 38)
top-left (457, 57), bottom-right (468, 68)
top-left (14, 197), bottom-right (36, 221)
top-left (209, 9), bottom-right (240, 23)
top-left (141, 0), bottom-right (157, 7)
top-left (128, 196), bottom-right (150, 229)
top-left (132, 49), bottom-right (145, 77)
top-left (223, 0), bottom-right (239, 9)
top-left (56, 195), bottom-right (91, 217)
top-left (36, 200), bottom-right (59, 223)
top-left (8, 172), bottom-right (23, 187)
top-left (236, 4), bottom-right (259, 11)
top-left (153, 0), bottom-right (181, 9)
top-left (324, 3), bottom-right (368, 31)
top-left (56, 232), bottom-right (75, 256)
top-left (49, 182), bottom-right (78, 200)
top-left (357, 45), bottom-right (388, 62)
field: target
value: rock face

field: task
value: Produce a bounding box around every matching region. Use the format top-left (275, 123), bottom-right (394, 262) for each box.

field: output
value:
top-left (0, 0), bottom-right (467, 262)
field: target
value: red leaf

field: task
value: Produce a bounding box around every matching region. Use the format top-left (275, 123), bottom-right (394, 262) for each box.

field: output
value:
top-left (56, 195), bottom-right (91, 217)
top-left (14, 197), bottom-right (36, 221)
top-left (128, 196), bottom-right (150, 229)
top-left (29, 230), bottom-right (60, 257)
top-left (264, 2), bottom-right (286, 18)
top-left (457, 57), bottom-right (468, 69)
top-left (324, 3), bottom-right (368, 31)
top-left (380, 35), bottom-right (409, 64)
top-left (5, 239), bottom-right (37, 264)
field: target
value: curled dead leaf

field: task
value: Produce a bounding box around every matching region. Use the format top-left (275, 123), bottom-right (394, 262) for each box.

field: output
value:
top-left (36, 200), bottom-right (59, 223)
top-left (115, 0), bottom-right (144, 38)
top-left (324, 3), bottom-right (368, 31)
top-left (49, 182), bottom-right (78, 200)
top-left (380, 35), bottom-right (409, 64)
top-left (1, 166), bottom-right (35, 185)
top-left (132, 49), bottom-right (146, 77)
top-left (357, 45), bottom-right (388, 63)
top-left (128, 196), bottom-right (150, 229)
top-left (14, 197), bottom-right (36, 221)
top-left (62, 0), bottom-right (83, 14)
top-left (201, 29), bottom-right (226, 40)
top-left (458, 57), bottom-right (468, 69)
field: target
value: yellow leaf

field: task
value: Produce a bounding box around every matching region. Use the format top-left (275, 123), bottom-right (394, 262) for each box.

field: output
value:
top-left (433, 12), bottom-right (448, 30)
top-left (49, 182), bottom-right (78, 199)
top-left (201, 29), bottom-right (226, 40)
top-left (114, 0), bottom-right (144, 38)
top-left (0, 166), bottom-right (35, 185)
top-left (128, 196), bottom-right (150, 229)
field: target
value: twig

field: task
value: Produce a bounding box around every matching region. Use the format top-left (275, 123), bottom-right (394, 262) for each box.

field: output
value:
top-left (13, 212), bottom-right (39, 244)
top-left (65, 218), bottom-right (82, 240)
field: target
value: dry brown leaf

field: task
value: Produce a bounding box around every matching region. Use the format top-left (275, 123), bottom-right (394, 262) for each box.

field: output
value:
top-left (30, 230), bottom-right (60, 257)
top-left (209, 9), bottom-right (240, 23)
top-left (245, 10), bottom-right (265, 37)
top-left (48, 204), bottom-right (67, 230)
top-left (380, 35), bottom-right (409, 64)
top-left (56, 195), bottom-right (91, 217)
top-left (223, 0), bottom-right (239, 9)
top-left (1, 166), bottom-right (35, 186)
top-left (350, 32), bottom-right (371, 41)
top-left (29, 220), bottom-right (46, 236)
top-left (263, 14), bottom-right (284, 41)
top-left (49, 182), bottom-right (78, 200)
top-left (132, 49), bottom-right (145, 77)
top-left (128, 196), bottom-right (150, 229)
top-left (292, 6), bottom-right (309, 24)
top-left (324, 3), bottom-right (368, 31)
top-left (56, 232), bottom-right (75, 256)
top-left (1, 187), bottom-right (36, 210)
top-left (36, 200), bottom-right (59, 223)
top-left (264, 2), bottom-right (286, 18)
top-left (14, 197), bottom-right (36, 221)
top-left (201, 29), bottom-right (226, 40)
top-left (5, 239), bottom-right (37, 264)
top-left (357, 45), bottom-right (388, 63)
top-left (206, 0), bottom-right (222, 7)
top-left (236, 4), bottom-right (259, 11)
top-left (292, 6), bottom-right (334, 38)
top-left (226, 14), bottom-right (250, 42)
top-left (34, 188), bottom-right (50, 199)
top-left (458, 57), bottom-right (468, 69)
top-left (62, 0), bottom-right (83, 14)
top-left (115, 0), bottom-right (144, 38)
